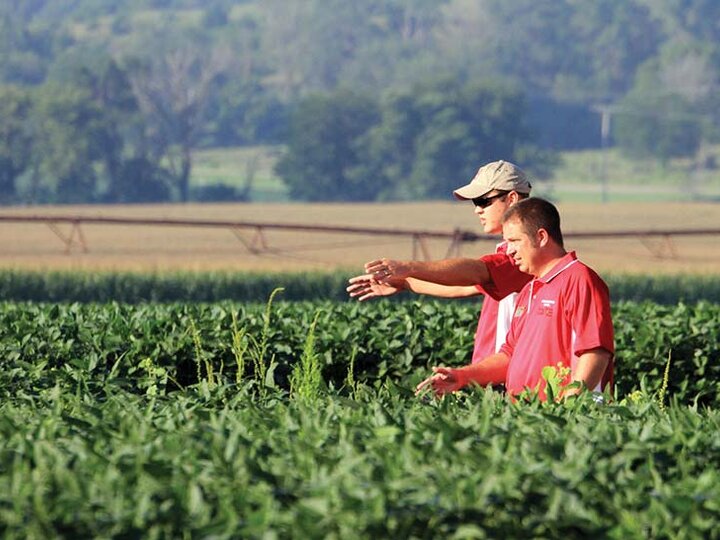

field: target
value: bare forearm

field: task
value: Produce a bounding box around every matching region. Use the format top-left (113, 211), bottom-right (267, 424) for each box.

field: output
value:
top-left (405, 278), bottom-right (480, 298)
top-left (454, 353), bottom-right (510, 387)
top-left (566, 348), bottom-right (612, 396)
top-left (373, 258), bottom-right (491, 287)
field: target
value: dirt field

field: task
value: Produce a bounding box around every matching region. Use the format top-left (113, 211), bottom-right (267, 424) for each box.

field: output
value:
top-left (1, 201), bottom-right (719, 275)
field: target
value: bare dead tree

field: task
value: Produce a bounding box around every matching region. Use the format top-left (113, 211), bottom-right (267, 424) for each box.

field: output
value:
top-left (125, 45), bottom-right (232, 202)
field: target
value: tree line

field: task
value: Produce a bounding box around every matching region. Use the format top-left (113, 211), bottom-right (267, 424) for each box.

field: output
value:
top-left (1, 0), bottom-right (719, 204)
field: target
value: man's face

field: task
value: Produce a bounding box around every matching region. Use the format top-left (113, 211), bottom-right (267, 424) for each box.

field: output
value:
top-left (503, 217), bottom-right (539, 275)
top-left (472, 191), bottom-right (512, 234)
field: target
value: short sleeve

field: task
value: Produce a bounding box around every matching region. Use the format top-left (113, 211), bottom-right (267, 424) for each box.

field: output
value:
top-left (565, 270), bottom-right (615, 357)
top-left (477, 253), bottom-right (531, 301)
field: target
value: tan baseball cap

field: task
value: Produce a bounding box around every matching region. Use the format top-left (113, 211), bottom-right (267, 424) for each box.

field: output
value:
top-left (453, 160), bottom-right (532, 200)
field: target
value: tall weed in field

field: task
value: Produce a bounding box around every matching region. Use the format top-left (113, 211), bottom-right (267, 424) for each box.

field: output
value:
top-left (225, 288), bottom-right (284, 394)
top-left (190, 289), bottom-right (285, 394)
top-left (190, 318), bottom-right (217, 390)
top-left (345, 346), bottom-right (358, 396)
top-left (657, 350), bottom-right (672, 410)
top-left (290, 311), bottom-right (324, 400)
top-left (230, 311), bottom-right (248, 384)
top-left (254, 287), bottom-right (283, 389)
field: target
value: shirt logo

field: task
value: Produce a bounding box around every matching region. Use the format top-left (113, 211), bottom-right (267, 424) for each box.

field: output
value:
top-left (538, 299), bottom-right (555, 317)
top-left (514, 306), bottom-right (526, 318)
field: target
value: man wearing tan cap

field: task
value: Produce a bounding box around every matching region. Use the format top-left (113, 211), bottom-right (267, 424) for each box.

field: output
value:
top-left (347, 160), bottom-right (533, 364)
top-left (415, 198), bottom-right (614, 401)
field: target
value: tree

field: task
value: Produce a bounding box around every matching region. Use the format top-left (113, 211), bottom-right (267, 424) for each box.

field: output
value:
top-left (205, 79), bottom-right (287, 146)
top-left (613, 61), bottom-right (703, 163)
top-left (437, 0), bottom-right (661, 102)
top-left (368, 79), bottom-right (552, 199)
top-left (30, 83), bottom-right (108, 202)
top-left (122, 32), bottom-right (231, 201)
top-left (0, 86), bottom-right (33, 203)
top-left (275, 90), bottom-right (381, 201)
top-left (57, 55), bottom-right (154, 201)
top-left (202, 15), bottom-right (285, 147)
top-left (361, 91), bottom-right (425, 199)
top-left (563, 1), bottom-right (662, 101)
top-left (42, 51), bottom-right (176, 203)
top-left (277, 79), bottom-right (552, 202)
top-left (0, 4), bottom-right (53, 85)
top-left (641, 0), bottom-right (720, 44)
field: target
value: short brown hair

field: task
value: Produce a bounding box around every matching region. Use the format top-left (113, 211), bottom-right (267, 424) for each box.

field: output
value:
top-left (502, 198), bottom-right (564, 248)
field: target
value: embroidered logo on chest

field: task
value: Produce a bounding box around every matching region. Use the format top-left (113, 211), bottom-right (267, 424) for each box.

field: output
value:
top-left (537, 299), bottom-right (555, 317)
top-left (514, 306), bottom-right (526, 318)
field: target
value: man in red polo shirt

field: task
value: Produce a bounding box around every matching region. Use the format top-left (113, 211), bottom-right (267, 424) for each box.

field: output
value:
top-left (347, 160), bottom-right (532, 362)
top-left (415, 198), bottom-right (614, 400)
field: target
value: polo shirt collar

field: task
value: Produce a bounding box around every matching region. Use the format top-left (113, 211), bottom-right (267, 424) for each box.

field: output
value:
top-left (537, 251), bottom-right (578, 284)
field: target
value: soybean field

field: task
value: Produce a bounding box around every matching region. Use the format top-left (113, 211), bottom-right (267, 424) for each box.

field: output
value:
top-left (1, 278), bottom-right (720, 538)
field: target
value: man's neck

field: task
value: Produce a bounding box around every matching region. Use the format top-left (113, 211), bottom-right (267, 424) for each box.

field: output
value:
top-left (534, 248), bottom-right (568, 279)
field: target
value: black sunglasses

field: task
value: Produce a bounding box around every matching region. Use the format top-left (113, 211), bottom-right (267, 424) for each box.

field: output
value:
top-left (472, 192), bottom-right (508, 208)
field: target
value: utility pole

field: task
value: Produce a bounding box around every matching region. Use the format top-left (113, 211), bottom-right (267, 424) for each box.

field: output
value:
top-left (592, 104), bottom-right (614, 204)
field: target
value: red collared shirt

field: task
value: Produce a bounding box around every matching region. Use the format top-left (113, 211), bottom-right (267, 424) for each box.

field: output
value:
top-left (470, 243), bottom-right (532, 363)
top-left (500, 251), bottom-right (615, 398)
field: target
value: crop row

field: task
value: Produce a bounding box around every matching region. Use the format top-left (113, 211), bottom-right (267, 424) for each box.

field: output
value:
top-left (0, 378), bottom-right (719, 538)
top-left (1, 299), bottom-right (718, 406)
top-left (1, 269), bottom-right (719, 304)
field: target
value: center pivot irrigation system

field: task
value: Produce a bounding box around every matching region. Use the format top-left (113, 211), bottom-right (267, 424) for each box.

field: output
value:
top-left (2, 214), bottom-right (719, 260)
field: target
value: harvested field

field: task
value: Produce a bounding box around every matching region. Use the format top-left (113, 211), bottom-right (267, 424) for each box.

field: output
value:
top-left (1, 201), bottom-right (719, 275)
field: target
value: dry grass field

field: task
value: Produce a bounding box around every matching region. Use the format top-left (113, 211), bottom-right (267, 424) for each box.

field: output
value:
top-left (0, 201), bottom-right (719, 275)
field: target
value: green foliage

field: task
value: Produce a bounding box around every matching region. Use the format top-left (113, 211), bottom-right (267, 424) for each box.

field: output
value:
top-left (276, 80), bottom-right (556, 201)
top-left (614, 92), bottom-right (702, 163)
top-left (0, 375), bottom-right (719, 537)
top-left (614, 301), bottom-right (720, 408)
top-left (29, 82), bottom-right (108, 203)
top-left (657, 350), bottom-right (672, 411)
top-left (0, 299), bottom-right (718, 407)
top-left (539, 363), bottom-right (572, 402)
top-left (137, 355), bottom-right (169, 397)
top-left (5, 1), bottom-right (720, 203)
top-left (0, 269), bottom-right (354, 303)
top-left (376, 79), bottom-right (551, 199)
top-left (190, 317), bottom-right (216, 390)
top-left (0, 290), bottom-right (719, 535)
top-left (230, 310), bottom-right (248, 384)
top-left (0, 85), bottom-right (33, 203)
top-left (0, 269), bottom-right (719, 304)
top-left (290, 311), bottom-right (324, 400)
top-left (7, 57), bottom-right (176, 204)
top-left (606, 274), bottom-right (720, 304)
top-left (275, 90), bottom-right (382, 201)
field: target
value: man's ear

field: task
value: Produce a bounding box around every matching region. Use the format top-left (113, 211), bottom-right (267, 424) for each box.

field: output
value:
top-left (537, 228), bottom-right (550, 247)
top-left (507, 191), bottom-right (520, 204)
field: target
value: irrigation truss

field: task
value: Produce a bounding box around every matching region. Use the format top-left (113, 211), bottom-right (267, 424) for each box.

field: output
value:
top-left (2, 214), bottom-right (719, 260)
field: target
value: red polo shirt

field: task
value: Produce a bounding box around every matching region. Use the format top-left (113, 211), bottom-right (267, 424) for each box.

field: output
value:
top-left (500, 252), bottom-right (615, 399)
top-left (470, 243), bottom-right (532, 363)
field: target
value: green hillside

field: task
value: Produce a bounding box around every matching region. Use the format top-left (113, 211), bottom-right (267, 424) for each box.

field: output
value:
top-left (3, 1), bottom-right (720, 204)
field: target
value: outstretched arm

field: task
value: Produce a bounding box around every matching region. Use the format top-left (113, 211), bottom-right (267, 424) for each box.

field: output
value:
top-left (347, 274), bottom-right (480, 301)
top-left (365, 257), bottom-right (492, 288)
top-left (346, 274), bottom-right (406, 301)
top-left (415, 353), bottom-right (510, 397)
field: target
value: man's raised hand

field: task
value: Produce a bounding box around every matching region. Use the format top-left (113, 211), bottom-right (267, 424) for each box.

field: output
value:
top-left (364, 258), bottom-right (414, 282)
top-left (346, 274), bottom-right (405, 301)
top-left (415, 366), bottom-right (464, 397)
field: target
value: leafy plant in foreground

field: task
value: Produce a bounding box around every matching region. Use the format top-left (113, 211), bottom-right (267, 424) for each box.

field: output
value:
top-left (290, 311), bottom-right (324, 400)
top-left (0, 299), bottom-right (718, 405)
